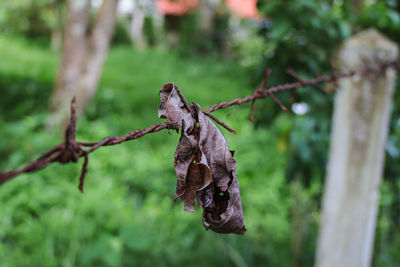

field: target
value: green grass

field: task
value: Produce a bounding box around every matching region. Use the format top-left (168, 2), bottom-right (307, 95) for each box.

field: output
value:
top-left (0, 36), bottom-right (295, 267)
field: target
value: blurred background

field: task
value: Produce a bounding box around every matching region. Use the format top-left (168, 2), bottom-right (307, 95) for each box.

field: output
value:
top-left (0, 0), bottom-right (399, 266)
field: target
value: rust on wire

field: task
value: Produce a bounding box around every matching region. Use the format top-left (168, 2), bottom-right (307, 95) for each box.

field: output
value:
top-left (78, 153), bottom-right (89, 193)
top-left (250, 69), bottom-right (271, 122)
top-left (286, 68), bottom-right (328, 94)
top-left (0, 61), bottom-right (397, 190)
top-left (174, 84), bottom-right (196, 118)
top-left (203, 111), bottom-right (237, 134)
top-left (268, 92), bottom-right (289, 112)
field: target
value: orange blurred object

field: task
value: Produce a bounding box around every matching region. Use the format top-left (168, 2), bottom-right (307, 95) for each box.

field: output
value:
top-left (157, 0), bottom-right (200, 15)
top-left (226, 0), bottom-right (260, 19)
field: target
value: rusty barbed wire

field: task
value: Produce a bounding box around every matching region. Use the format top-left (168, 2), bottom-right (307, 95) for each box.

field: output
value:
top-left (0, 61), bottom-right (398, 190)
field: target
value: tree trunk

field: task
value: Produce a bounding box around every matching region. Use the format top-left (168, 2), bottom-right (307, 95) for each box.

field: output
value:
top-left (50, 0), bottom-right (90, 127)
top-left (197, 0), bottom-right (215, 35)
top-left (130, 7), bottom-right (146, 48)
top-left (315, 29), bottom-right (398, 267)
top-left (49, 0), bottom-right (119, 128)
top-left (77, 0), bottom-right (120, 111)
top-left (51, 27), bottom-right (63, 51)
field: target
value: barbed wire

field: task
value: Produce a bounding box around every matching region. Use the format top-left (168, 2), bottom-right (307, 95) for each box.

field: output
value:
top-left (0, 61), bottom-right (398, 191)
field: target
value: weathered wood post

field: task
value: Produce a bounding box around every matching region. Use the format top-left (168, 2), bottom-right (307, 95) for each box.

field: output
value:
top-left (316, 29), bottom-right (398, 267)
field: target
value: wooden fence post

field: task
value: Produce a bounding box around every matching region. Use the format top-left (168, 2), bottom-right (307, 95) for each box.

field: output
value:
top-left (316, 29), bottom-right (398, 267)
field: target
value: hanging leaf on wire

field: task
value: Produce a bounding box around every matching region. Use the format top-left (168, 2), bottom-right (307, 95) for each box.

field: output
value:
top-left (158, 83), bottom-right (246, 235)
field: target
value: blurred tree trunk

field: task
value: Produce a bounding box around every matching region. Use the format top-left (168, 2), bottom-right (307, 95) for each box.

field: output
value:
top-left (197, 0), bottom-right (215, 35)
top-left (50, 24), bottom-right (63, 51)
top-left (49, 0), bottom-right (119, 128)
top-left (76, 0), bottom-right (120, 111)
top-left (130, 6), bottom-right (146, 48)
top-left (49, 0), bottom-right (90, 127)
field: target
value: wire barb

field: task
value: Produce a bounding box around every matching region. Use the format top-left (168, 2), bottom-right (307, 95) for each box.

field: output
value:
top-left (174, 84), bottom-right (196, 118)
top-left (78, 153), bottom-right (89, 193)
top-left (286, 68), bottom-right (328, 94)
top-left (250, 69), bottom-right (271, 122)
top-left (268, 92), bottom-right (289, 112)
top-left (203, 111), bottom-right (237, 134)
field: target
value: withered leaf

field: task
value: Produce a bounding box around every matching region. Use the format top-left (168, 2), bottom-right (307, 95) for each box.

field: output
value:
top-left (195, 104), bottom-right (246, 235)
top-left (181, 159), bottom-right (212, 212)
top-left (158, 83), bottom-right (186, 131)
top-left (158, 83), bottom-right (246, 235)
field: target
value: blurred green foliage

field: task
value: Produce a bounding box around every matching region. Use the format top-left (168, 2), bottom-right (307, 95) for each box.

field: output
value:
top-left (0, 0), bottom-right (65, 44)
top-left (255, 0), bottom-right (400, 180)
top-left (255, 0), bottom-right (400, 266)
top-left (0, 0), bottom-right (399, 266)
top-left (0, 36), bottom-right (295, 266)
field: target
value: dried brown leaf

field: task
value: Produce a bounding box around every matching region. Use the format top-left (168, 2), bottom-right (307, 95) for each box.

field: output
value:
top-left (181, 160), bottom-right (212, 212)
top-left (159, 84), bottom-right (246, 235)
top-left (174, 131), bottom-right (198, 199)
top-left (158, 83), bottom-right (185, 130)
top-left (195, 104), bottom-right (246, 235)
